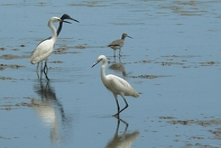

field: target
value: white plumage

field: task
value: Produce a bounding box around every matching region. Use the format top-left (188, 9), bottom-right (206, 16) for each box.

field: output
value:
top-left (30, 38), bottom-right (55, 64)
top-left (103, 74), bottom-right (138, 98)
top-left (30, 17), bottom-right (61, 65)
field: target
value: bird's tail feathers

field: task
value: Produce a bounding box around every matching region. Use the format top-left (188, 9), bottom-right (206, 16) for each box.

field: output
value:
top-left (133, 92), bottom-right (139, 98)
top-left (30, 58), bottom-right (38, 64)
top-left (30, 59), bottom-right (35, 64)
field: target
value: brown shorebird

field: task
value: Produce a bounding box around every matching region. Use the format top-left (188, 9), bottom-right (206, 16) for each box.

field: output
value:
top-left (108, 33), bottom-right (132, 57)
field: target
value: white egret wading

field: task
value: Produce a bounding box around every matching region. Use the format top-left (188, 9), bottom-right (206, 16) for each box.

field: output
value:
top-left (34, 14), bottom-right (79, 76)
top-left (30, 16), bottom-right (72, 80)
top-left (108, 33), bottom-right (132, 57)
top-left (92, 55), bottom-right (139, 117)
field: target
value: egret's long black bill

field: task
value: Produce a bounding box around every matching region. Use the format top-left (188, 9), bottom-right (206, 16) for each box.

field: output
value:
top-left (62, 20), bottom-right (72, 24)
top-left (69, 18), bottom-right (80, 23)
top-left (128, 36), bottom-right (133, 39)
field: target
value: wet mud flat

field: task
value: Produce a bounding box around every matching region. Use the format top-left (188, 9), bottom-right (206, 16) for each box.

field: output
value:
top-left (158, 116), bottom-right (221, 147)
top-left (0, 48), bottom-right (220, 147)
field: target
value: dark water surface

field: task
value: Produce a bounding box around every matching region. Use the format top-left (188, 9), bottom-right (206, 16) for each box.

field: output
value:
top-left (0, 0), bottom-right (221, 147)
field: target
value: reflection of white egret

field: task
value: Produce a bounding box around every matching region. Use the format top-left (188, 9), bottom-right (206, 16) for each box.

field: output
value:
top-left (108, 33), bottom-right (132, 57)
top-left (109, 57), bottom-right (127, 77)
top-left (105, 117), bottom-right (139, 148)
top-left (30, 17), bottom-right (71, 80)
top-left (31, 99), bottom-right (59, 142)
top-left (31, 81), bottom-right (66, 144)
top-left (92, 55), bottom-right (139, 117)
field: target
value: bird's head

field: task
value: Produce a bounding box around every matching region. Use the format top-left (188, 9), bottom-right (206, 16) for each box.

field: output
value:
top-left (122, 33), bottom-right (132, 39)
top-left (91, 55), bottom-right (107, 68)
top-left (50, 16), bottom-right (72, 24)
top-left (61, 14), bottom-right (79, 23)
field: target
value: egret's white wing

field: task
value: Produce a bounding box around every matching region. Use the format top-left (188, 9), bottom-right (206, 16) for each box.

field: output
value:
top-left (30, 39), bottom-right (54, 64)
top-left (108, 75), bottom-right (138, 97)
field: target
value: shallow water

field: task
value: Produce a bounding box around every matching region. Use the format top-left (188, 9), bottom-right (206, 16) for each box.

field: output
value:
top-left (0, 0), bottom-right (221, 147)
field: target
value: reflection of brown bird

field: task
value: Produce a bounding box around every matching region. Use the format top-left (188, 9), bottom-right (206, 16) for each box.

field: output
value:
top-left (108, 33), bottom-right (132, 57)
top-left (109, 57), bottom-right (127, 77)
top-left (105, 117), bottom-right (139, 148)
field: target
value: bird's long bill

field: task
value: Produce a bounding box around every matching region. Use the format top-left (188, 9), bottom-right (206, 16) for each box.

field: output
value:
top-left (62, 20), bottom-right (72, 24)
top-left (91, 61), bottom-right (99, 68)
top-left (69, 18), bottom-right (80, 23)
top-left (128, 35), bottom-right (133, 39)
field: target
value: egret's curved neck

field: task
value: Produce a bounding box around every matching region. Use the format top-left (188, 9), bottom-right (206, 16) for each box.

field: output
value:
top-left (48, 20), bottom-right (57, 41)
top-left (100, 60), bottom-right (108, 82)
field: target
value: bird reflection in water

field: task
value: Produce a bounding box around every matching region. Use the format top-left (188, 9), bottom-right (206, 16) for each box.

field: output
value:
top-left (109, 56), bottom-right (127, 77)
top-left (31, 80), bottom-right (68, 144)
top-left (105, 117), bottom-right (139, 148)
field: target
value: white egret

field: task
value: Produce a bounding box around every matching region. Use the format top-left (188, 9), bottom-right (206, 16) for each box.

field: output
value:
top-left (108, 33), bottom-right (132, 57)
top-left (92, 55), bottom-right (139, 116)
top-left (36, 14), bottom-right (79, 74)
top-left (30, 16), bottom-right (72, 80)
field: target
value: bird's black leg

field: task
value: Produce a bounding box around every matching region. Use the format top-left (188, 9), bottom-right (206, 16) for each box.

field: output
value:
top-left (113, 95), bottom-right (120, 117)
top-left (44, 68), bottom-right (50, 81)
top-left (36, 63), bottom-right (40, 79)
top-left (43, 61), bottom-right (46, 73)
top-left (119, 48), bottom-right (122, 57)
top-left (40, 62), bottom-right (43, 80)
top-left (118, 96), bottom-right (128, 115)
top-left (43, 61), bottom-right (50, 81)
top-left (118, 56), bottom-right (121, 63)
top-left (36, 63), bottom-right (39, 72)
top-left (45, 62), bottom-right (49, 74)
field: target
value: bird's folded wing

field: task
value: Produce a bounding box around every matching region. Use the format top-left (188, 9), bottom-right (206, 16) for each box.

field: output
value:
top-left (110, 76), bottom-right (131, 93)
top-left (30, 40), bottom-right (54, 63)
top-left (109, 40), bottom-right (123, 46)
